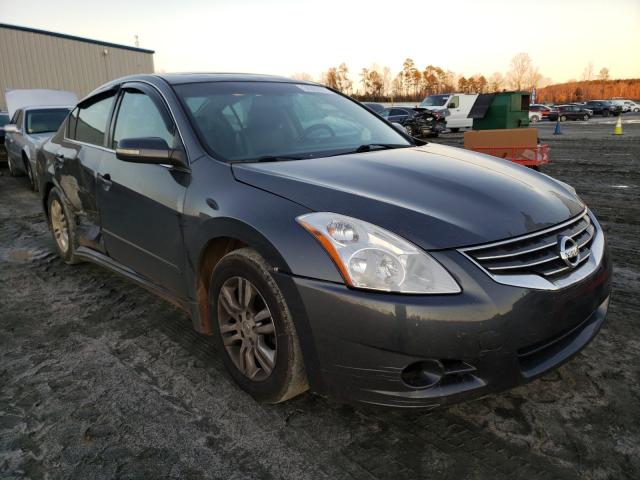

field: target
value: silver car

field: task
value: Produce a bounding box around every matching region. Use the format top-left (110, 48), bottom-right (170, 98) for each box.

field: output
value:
top-left (4, 106), bottom-right (71, 190)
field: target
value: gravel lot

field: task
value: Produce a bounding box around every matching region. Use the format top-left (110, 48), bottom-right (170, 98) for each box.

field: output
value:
top-left (1, 115), bottom-right (639, 480)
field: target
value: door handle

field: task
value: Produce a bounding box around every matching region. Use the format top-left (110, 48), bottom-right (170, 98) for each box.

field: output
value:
top-left (97, 173), bottom-right (112, 190)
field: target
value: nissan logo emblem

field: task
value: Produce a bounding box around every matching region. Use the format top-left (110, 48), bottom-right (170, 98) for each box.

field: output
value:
top-left (558, 236), bottom-right (580, 268)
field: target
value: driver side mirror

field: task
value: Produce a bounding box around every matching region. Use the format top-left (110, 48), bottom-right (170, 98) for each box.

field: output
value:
top-left (3, 124), bottom-right (20, 134)
top-left (116, 137), bottom-right (187, 169)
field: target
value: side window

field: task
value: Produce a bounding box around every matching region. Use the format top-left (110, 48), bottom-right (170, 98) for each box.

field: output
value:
top-left (67, 108), bottom-right (79, 139)
top-left (390, 108), bottom-right (406, 116)
top-left (380, 110), bottom-right (391, 119)
top-left (112, 90), bottom-right (176, 149)
top-left (76, 93), bottom-right (116, 146)
top-left (448, 96), bottom-right (459, 108)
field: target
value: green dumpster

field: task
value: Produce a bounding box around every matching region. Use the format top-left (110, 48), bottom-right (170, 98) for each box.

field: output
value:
top-left (469, 92), bottom-right (530, 130)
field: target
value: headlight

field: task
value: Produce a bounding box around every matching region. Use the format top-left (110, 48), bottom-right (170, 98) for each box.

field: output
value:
top-left (296, 213), bottom-right (461, 294)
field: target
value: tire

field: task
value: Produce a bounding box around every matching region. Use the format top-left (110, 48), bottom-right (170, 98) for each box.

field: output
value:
top-left (583, 114), bottom-right (589, 121)
top-left (450, 127), bottom-right (460, 133)
top-left (530, 115), bottom-right (539, 123)
top-left (560, 115), bottom-right (567, 122)
top-left (209, 248), bottom-right (308, 403)
top-left (602, 110), bottom-right (610, 117)
top-left (25, 158), bottom-right (38, 192)
top-left (47, 187), bottom-right (80, 265)
top-left (7, 155), bottom-right (22, 177)
top-left (634, 108), bottom-right (639, 113)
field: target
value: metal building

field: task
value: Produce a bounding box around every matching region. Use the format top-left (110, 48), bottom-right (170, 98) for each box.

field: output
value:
top-left (0, 23), bottom-right (155, 111)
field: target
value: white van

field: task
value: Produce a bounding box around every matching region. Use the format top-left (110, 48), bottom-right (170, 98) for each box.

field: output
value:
top-left (418, 93), bottom-right (478, 131)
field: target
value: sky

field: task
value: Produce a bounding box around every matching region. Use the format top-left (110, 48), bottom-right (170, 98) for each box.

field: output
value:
top-left (2, 0), bottom-right (639, 85)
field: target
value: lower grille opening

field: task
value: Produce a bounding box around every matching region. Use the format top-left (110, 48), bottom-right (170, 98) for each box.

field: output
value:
top-left (517, 313), bottom-right (597, 378)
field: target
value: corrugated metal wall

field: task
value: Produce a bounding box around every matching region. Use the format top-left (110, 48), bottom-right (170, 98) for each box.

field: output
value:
top-left (0, 26), bottom-right (154, 110)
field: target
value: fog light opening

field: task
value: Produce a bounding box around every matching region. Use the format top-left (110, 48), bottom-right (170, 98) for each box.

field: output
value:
top-left (401, 360), bottom-right (444, 389)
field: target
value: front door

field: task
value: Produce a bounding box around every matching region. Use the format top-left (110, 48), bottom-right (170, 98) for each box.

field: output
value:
top-left (96, 83), bottom-right (188, 296)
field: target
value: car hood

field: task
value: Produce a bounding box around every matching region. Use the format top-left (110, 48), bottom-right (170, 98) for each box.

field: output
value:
top-left (5, 89), bottom-right (77, 118)
top-left (29, 132), bottom-right (54, 144)
top-left (232, 144), bottom-right (585, 250)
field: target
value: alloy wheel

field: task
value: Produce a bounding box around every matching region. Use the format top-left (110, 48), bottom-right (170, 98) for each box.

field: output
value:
top-left (50, 199), bottom-right (69, 253)
top-left (217, 276), bottom-right (277, 381)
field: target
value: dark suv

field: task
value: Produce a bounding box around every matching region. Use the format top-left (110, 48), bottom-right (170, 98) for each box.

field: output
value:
top-left (38, 74), bottom-right (611, 408)
top-left (584, 100), bottom-right (622, 117)
top-left (548, 105), bottom-right (592, 122)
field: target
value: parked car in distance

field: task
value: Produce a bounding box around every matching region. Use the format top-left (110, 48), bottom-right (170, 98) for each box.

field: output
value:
top-left (0, 111), bottom-right (10, 161)
top-left (584, 100), bottom-right (622, 117)
top-left (418, 93), bottom-right (478, 131)
top-left (379, 106), bottom-right (445, 137)
top-left (609, 99), bottom-right (629, 112)
top-left (548, 105), bottom-right (592, 122)
top-left (623, 100), bottom-right (640, 112)
top-left (4, 89), bottom-right (77, 189)
top-left (39, 73), bottom-right (611, 408)
top-left (4, 106), bottom-right (72, 189)
top-left (361, 102), bottom-right (385, 114)
top-left (528, 104), bottom-right (554, 121)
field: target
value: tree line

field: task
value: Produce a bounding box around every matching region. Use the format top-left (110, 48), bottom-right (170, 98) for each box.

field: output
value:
top-left (538, 79), bottom-right (640, 104)
top-left (293, 53), bottom-right (547, 102)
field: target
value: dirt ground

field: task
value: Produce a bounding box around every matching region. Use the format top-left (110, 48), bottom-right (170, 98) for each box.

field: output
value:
top-left (1, 116), bottom-right (639, 480)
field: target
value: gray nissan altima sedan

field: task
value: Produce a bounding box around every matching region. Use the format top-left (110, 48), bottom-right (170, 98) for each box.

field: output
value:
top-left (38, 73), bottom-right (612, 408)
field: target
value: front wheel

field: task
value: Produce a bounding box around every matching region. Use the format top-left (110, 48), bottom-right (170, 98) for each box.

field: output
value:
top-left (560, 115), bottom-right (567, 122)
top-left (450, 127), bottom-right (460, 133)
top-left (7, 156), bottom-right (22, 177)
top-left (210, 248), bottom-right (308, 403)
top-left (530, 115), bottom-right (539, 123)
top-left (25, 160), bottom-right (38, 192)
top-left (583, 114), bottom-right (589, 121)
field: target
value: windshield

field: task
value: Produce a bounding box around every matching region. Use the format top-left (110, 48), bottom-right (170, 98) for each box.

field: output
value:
top-left (175, 81), bottom-right (411, 162)
top-left (419, 95), bottom-right (449, 107)
top-left (25, 109), bottom-right (69, 134)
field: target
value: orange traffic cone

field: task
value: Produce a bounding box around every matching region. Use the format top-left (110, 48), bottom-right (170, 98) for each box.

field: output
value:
top-left (613, 116), bottom-right (623, 135)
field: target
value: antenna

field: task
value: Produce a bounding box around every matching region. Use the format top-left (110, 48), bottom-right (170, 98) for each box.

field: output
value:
top-left (134, 34), bottom-right (139, 47)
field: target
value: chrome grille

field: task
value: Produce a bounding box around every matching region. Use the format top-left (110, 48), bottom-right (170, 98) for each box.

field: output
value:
top-left (462, 210), bottom-right (596, 279)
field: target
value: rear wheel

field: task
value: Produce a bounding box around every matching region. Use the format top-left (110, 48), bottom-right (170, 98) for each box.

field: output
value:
top-left (530, 115), bottom-right (539, 123)
top-left (47, 187), bottom-right (79, 265)
top-left (583, 114), bottom-right (589, 121)
top-left (560, 115), bottom-right (567, 122)
top-left (209, 248), bottom-right (308, 403)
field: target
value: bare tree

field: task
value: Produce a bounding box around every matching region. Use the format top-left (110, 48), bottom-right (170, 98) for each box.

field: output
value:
top-left (598, 67), bottom-right (610, 81)
top-left (488, 72), bottom-right (505, 92)
top-left (582, 62), bottom-right (594, 81)
top-left (506, 52), bottom-right (534, 90)
top-left (291, 72), bottom-right (315, 82)
top-left (336, 63), bottom-right (352, 94)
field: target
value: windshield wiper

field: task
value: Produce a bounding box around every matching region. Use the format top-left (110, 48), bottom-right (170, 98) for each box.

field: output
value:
top-left (232, 155), bottom-right (304, 164)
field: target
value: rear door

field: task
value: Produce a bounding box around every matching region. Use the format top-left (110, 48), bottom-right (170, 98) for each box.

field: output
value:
top-left (96, 82), bottom-right (188, 296)
top-left (55, 91), bottom-right (118, 250)
top-left (388, 108), bottom-right (409, 123)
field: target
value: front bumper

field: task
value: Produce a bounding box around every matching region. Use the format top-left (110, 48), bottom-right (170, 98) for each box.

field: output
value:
top-left (278, 236), bottom-right (612, 408)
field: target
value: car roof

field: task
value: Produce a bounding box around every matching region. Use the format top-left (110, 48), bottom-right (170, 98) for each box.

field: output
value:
top-left (86, 73), bottom-right (321, 101)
